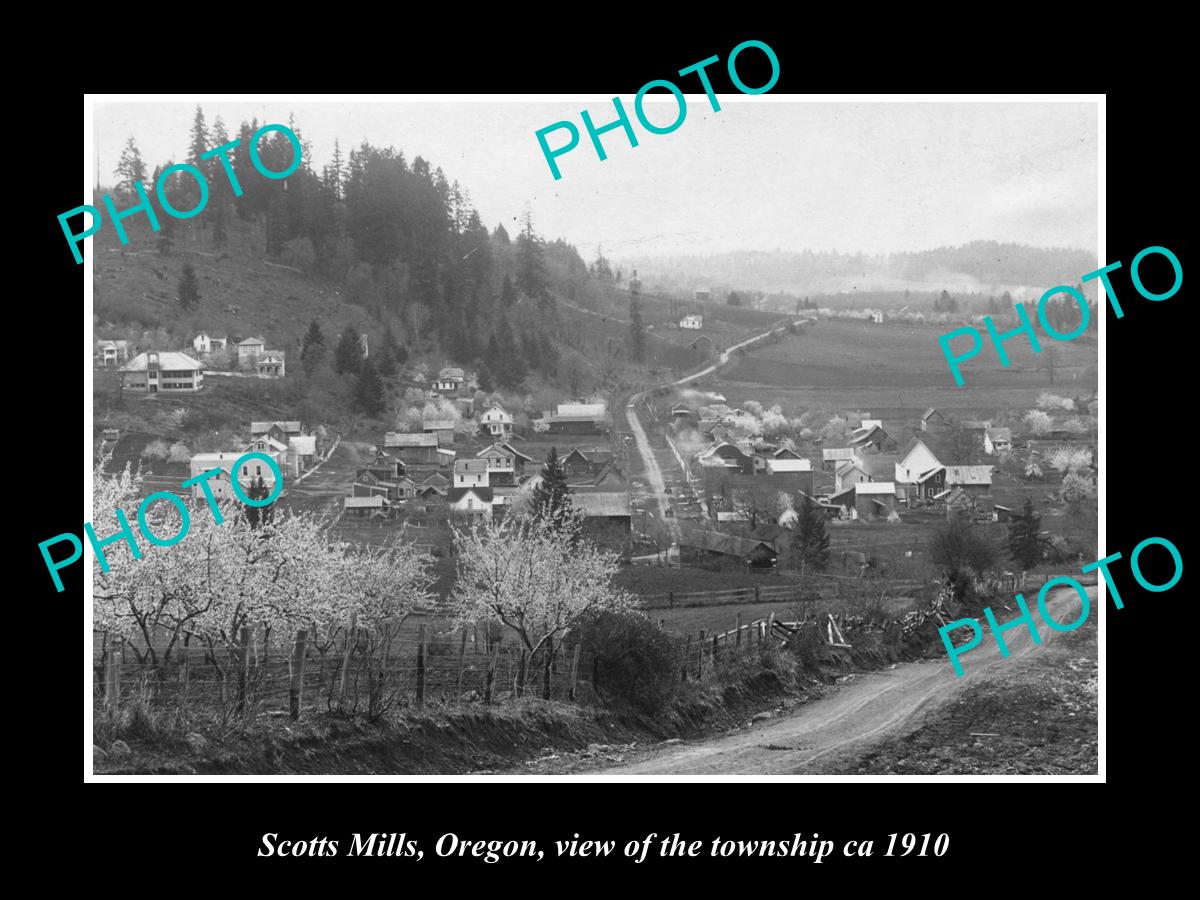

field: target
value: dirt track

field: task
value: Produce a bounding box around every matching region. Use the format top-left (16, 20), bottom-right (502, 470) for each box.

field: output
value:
top-left (595, 585), bottom-right (1097, 775)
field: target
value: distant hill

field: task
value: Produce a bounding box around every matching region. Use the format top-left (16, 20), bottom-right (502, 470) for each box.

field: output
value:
top-left (618, 241), bottom-right (1098, 302)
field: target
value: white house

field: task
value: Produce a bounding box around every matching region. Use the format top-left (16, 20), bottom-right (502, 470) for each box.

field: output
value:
top-left (237, 337), bottom-right (266, 367)
top-left (97, 340), bottom-right (133, 367)
top-left (120, 351), bottom-right (205, 393)
top-left (869, 310), bottom-right (884, 324)
top-left (256, 352), bottom-right (286, 378)
top-left (895, 438), bottom-right (943, 498)
top-left (984, 427), bottom-right (1013, 455)
top-left (480, 402), bottom-right (513, 437)
top-left (189, 450), bottom-right (279, 500)
top-left (193, 333), bottom-right (227, 356)
top-left (447, 486), bottom-right (493, 518)
top-left (453, 458), bottom-right (490, 489)
top-left (680, 314), bottom-right (703, 330)
top-left (433, 367), bottom-right (466, 394)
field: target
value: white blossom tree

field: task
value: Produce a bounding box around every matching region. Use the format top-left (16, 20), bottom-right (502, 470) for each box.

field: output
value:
top-left (1024, 409), bottom-right (1053, 436)
top-left (449, 516), bottom-right (637, 696)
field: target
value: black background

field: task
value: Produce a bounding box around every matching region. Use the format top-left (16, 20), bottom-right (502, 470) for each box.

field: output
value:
top-left (29, 22), bottom-right (1185, 885)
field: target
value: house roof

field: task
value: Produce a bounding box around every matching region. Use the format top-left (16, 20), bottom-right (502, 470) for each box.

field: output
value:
top-left (247, 435), bottom-right (288, 453)
top-left (239, 337), bottom-right (265, 346)
top-left (774, 447), bottom-right (803, 459)
top-left (421, 472), bottom-right (450, 485)
top-left (944, 465), bottom-right (994, 486)
top-left (920, 407), bottom-right (943, 421)
top-left (573, 492), bottom-right (631, 517)
top-left (482, 403), bottom-right (512, 420)
top-left (454, 459), bottom-right (489, 475)
top-left (986, 427), bottom-right (1013, 442)
top-left (251, 421), bottom-right (302, 434)
top-left (438, 367), bottom-right (465, 380)
top-left (447, 486), bottom-right (493, 503)
top-left (829, 487), bottom-right (855, 506)
top-left (290, 435), bottom-right (316, 455)
top-left (556, 402), bottom-right (606, 418)
top-left (835, 460), bottom-right (866, 476)
top-left (822, 448), bottom-right (857, 461)
top-left (477, 442), bottom-right (532, 461)
top-left (849, 424), bottom-right (889, 446)
top-left (422, 419), bottom-right (456, 430)
top-left (121, 351), bottom-right (203, 372)
top-left (859, 453), bottom-right (900, 479)
top-left (257, 353), bottom-right (285, 364)
top-left (384, 432), bottom-right (439, 447)
top-left (767, 458), bottom-right (811, 473)
top-left (681, 531), bottom-right (775, 558)
top-left (856, 481), bottom-right (897, 495)
top-left (436, 448), bottom-right (456, 459)
top-left (344, 496), bottom-right (387, 509)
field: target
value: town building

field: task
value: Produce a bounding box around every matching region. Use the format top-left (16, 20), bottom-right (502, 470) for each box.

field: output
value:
top-left (237, 337), bottom-right (266, 367)
top-left (480, 402), bottom-right (513, 437)
top-left (97, 340), bottom-right (133, 367)
top-left (255, 353), bottom-right (286, 378)
top-left (192, 333), bottom-right (227, 356)
top-left (120, 351), bottom-right (205, 393)
top-left (383, 432), bottom-right (441, 465)
top-left (679, 532), bottom-right (776, 570)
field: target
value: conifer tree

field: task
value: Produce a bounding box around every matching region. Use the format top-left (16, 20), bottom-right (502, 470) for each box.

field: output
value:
top-left (301, 319), bottom-right (326, 376)
top-left (334, 326), bottom-right (364, 375)
top-left (629, 295), bottom-right (646, 364)
top-left (1007, 497), bottom-right (1044, 570)
top-left (177, 263), bottom-right (201, 311)
top-left (527, 448), bottom-right (584, 540)
top-left (355, 359), bottom-right (387, 416)
top-left (790, 495), bottom-right (831, 572)
top-left (113, 137), bottom-right (146, 201)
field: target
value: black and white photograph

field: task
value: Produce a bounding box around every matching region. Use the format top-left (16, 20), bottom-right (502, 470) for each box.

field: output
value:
top-left (82, 95), bottom-right (1102, 779)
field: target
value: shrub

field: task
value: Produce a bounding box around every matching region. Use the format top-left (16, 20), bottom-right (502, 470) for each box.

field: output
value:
top-left (575, 608), bottom-right (683, 714)
top-left (141, 440), bottom-right (169, 460)
top-left (167, 441), bottom-right (191, 463)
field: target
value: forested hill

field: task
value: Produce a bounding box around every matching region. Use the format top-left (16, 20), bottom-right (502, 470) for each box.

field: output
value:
top-left (619, 242), bottom-right (1097, 299)
top-left (94, 106), bottom-right (604, 395)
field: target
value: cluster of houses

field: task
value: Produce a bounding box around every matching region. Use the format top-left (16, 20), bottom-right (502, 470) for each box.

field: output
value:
top-left (343, 397), bottom-right (632, 554)
top-left (98, 331), bottom-right (289, 392)
top-left (187, 421), bottom-right (322, 501)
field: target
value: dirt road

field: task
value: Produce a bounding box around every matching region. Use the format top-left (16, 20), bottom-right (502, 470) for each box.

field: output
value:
top-left (594, 585), bottom-right (1096, 775)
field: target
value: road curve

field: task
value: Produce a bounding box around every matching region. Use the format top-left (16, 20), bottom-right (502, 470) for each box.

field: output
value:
top-left (594, 585), bottom-right (1096, 775)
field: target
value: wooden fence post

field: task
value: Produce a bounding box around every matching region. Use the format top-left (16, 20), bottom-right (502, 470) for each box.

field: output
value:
top-left (178, 639), bottom-right (191, 718)
top-left (484, 639), bottom-right (500, 704)
top-left (237, 626), bottom-right (252, 717)
top-left (755, 585), bottom-right (760, 602)
top-left (735, 613), bottom-right (742, 648)
top-left (107, 639), bottom-right (121, 721)
top-left (289, 629), bottom-right (308, 720)
top-left (712, 633), bottom-right (719, 663)
top-left (569, 645), bottom-right (581, 701)
top-left (516, 649), bottom-right (528, 699)
top-left (767, 613), bottom-right (775, 645)
top-left (456, 627), bottom-right (469, 699)
top-left (682, 634), bottom-right (692, 682)
top-left (415, 624), bottom-right (427, 709)
top-left (698, 630), bottom-right (707, 679)
top-left (338, 612), bottom-right (357, 710)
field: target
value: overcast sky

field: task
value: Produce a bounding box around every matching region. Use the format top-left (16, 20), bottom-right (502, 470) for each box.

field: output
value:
top-left (94, 99), bottom-right (1098, 259)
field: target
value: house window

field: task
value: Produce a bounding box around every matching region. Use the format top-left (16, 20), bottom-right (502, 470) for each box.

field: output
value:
top-left (242, 466), bottom-right (248, 475)
top-left (256, 465), bottom-right (262, 475)
top-left (468, 498), bottom-right (474, 510)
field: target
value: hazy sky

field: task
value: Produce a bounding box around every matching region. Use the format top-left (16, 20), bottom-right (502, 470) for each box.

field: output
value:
top-left (94, 99), bottom-right (1099, 259)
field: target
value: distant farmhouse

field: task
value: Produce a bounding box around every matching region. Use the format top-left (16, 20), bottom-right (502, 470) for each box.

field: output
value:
top-left (546, 401), bottom-right (606, 435)
top-left (193, 333), bottom-right (227, 356)
top-left (120, 351), bottom-right (204, 393)
top-left (680, 313), bottom-right (704, 330)
top-left (96, 339), bottom-right (133, 367)
top-left (237, 337), bottom-right (266, 367)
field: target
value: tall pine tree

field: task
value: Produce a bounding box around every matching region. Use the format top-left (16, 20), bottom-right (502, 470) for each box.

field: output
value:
top-left (790, 495), bottom-right (831, 572)
top-left (177, 263), bottom-right (201, 311)
top-left (355, 360), bottom-right (387, 416)
top-left (1007, 497), bottom-right (1043, 570)
top-left (301, 319), bottom-right (326, 376)
top-left (527, 448), bottom-right (583, 539)
top-left (629, 276), bottom-right (646, 364)
top-left (113, 137), bottom-right (146, 201)
top-left (334, 327), bottom-right (364, 375)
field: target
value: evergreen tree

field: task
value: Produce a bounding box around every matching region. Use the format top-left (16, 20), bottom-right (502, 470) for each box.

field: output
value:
top-left (790, 495), bottom-right (831, 571)
top-left (355, 359), bottom-right (388, 416)
top-left (488, 318), bottom-right (527, 388)
top-left (629, 295), bottom-right (646, 364)
top-left (326, 138), bottom-right (344, 200)
top-left (300, 319), bottom-right (326, 376)
top-left (726, 291), bottom-right (742, 307)
top-left (501, 273), bottom-right (517, 307)
top-left (527, 448), bottom-right (584, 539)
top-left (515, 209), bottom-right (549, 305)
top-left (493, 223), bottom-right (511, 245)
top-left (187, 106), bottom-right (210, 218)
top-left (210, 117), bottom-right (230, 246)
top-left (375, 342), bottom-right (398, 378)
top-left (177, 263), bottom-right (201, 311)
top-left (1007, 497), bottom-right (1044, 570)
top-left (476, 362), bottom-right (494, 393)
top-left (113, 137), bottom-right (146, 201)
top-left (334, 326), bottom-right (364, 375)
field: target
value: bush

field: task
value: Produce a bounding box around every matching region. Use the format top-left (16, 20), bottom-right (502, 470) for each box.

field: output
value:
top-left (575, 608), bottom-right (683, 714)
top-left (141, 440), bottom-right (169, 460)
top-left (167, 441), bottom-right (192, 463)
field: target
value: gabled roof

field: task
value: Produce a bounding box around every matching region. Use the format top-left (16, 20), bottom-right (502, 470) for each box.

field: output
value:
top-left (239, 336), bottom-right (266, 346)
top-left (573, 492), bottom-right (631, 517)
top-left (681, 531), bottom-right (775, 558)
top-left (476, 442), bottom-right (532, 462)
top-left (986, 427), bottom-right (1012, 442)
top-left (766, 458), bottom-right (811, 473)
top-left (246, 435), bottom-right (288, 453)
top-left (384, 432), bottom-right (439, 448)
top-left (920, 407), bottom-right (943, 421)
top-left (436, 448), bottom-right (456, 459)
top-left (447, 486), bottom-right (494, 503)
top-left (822, 448), bottom-right (857, 461)
top-left (774, 447), bottom-right (803, 459)
top-left (121, 351), bottom-right (204, 372)
top-left (251, 421), bottom-right (302, 434)
top-left (849, 424), bottom-right (889, 446)
top-left (898, 436), bottom-right (941, 465)
top-left (421, 472), bottom-right (450, 486)
top-left (438, 367), bottom-right (465, 380)
top-left (944, 465), bottom-right (993, 486)
top-left (856, 481), bottom-right (897, 495)
top-left (555, 402), bottom-right (606, 418)
top-left (835, 460), bottom-right (866, 476)
top-left (344, 496), bottom-right (388, 509)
